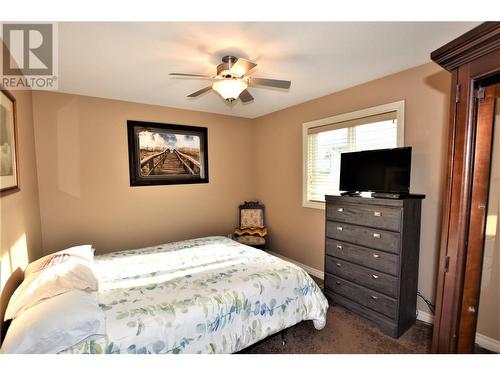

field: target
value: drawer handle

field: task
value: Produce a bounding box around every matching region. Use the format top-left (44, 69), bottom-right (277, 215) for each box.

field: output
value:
top-left (336, 244), bottom-right (343, 249)
top-left (336, 263), bottom-right (342, 267)
top-left (373, 233), bottom-right (381, 239)
top-left (371, 295), bottom-right (378, 300)
top-left (337, 226), bottom-right (343, 231)
top-left (337, 207), bottom-right (344, 212)
top-left (372, 253), bottom-right (380, 259)
top-left (335, 281), bottom-right (341, 285)
top-left (371, 274), bottom-right (379, 279)
top-left (373, 211), bottom-right (382, 217)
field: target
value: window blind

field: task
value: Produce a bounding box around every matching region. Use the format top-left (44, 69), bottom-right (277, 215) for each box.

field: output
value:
top-left (306, 112), bottom-right (399, 202)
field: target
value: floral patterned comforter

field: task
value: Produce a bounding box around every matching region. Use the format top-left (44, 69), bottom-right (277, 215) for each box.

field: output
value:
top-left (62, 236), bottom-right (328, 354)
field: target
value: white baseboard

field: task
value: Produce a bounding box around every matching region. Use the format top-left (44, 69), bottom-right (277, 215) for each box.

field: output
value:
top-left (268, 250), bottom-right (499, 353)
top-left (475, 333), bottom-right (500, 353)
top-left (267, 250), bottom-right (324, 279)
top-left (416, 309), bottom-right (434, 324)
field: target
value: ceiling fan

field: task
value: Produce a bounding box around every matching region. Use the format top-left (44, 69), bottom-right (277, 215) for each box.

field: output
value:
top-left (169, 55), bottom-right (291, 103)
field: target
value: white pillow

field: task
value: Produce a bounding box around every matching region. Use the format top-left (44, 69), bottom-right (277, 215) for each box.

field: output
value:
top-left (0, 290), bottom-right (105, 354)
top-left (25, 244), bottom-right (95, 277)
top-left (4, 255), bottom-right (98, 320)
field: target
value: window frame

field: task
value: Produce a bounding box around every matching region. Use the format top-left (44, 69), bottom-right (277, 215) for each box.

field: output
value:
top-left (302, 100), bottom-right (405, 210)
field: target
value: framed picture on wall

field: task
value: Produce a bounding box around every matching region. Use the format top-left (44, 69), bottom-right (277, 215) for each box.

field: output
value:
top-left (127, 120), bottom-right (209, 186)
top-left (0, 89), bottom-right (19, 193)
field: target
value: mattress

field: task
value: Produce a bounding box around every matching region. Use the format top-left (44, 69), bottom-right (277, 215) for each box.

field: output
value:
top-left (61, 236), bottom-right (328, 354)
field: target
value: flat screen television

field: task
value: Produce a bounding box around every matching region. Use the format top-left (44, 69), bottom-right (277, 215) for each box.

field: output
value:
top-left (339, 147), bottom-right (411, 194)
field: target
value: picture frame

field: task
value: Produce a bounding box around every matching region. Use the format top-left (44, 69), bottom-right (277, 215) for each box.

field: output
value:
top-left (127, 120), bottom-right (209, 186)
top-left (0, 89), bottom-right (19, 193)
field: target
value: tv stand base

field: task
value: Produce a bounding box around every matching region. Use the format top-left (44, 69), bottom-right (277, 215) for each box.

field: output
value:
top-left (371, 192), bottom-right (408, 199)
top-left (340, 191), bottom-right (361, 197)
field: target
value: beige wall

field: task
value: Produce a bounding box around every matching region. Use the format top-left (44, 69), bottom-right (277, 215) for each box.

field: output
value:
top-left (477, 99), bottom-right (500, 342)
top-left (253, 63), bottom-right (451, 314)
top-left (31, 92), bottom-right (255, 255)
top-left (0, 90), bottom-right (43, 330)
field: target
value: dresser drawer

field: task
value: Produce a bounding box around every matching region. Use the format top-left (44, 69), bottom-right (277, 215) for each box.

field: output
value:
top-left (326, 221), bottom-right (401, 254)
top-left (325, 274), bottom-right (397, 319)
top-left (325, 238), bottom-right (399, 276)
top-left (325, 291), bottom-right (399, 337)
top-left (325, 256), bottom-right (398, 297)
top-left (327, 203), bottom-right (402, 232)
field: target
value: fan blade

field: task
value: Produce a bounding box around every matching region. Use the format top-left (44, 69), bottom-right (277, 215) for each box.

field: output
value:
top-left (230, 58), bottom-right (257, 77)
top-left (187, 86), bottom-right (212, 98)
top-left (250, 77), bottom-right (291, 89)
top-left (170, 73), bottom-right (212, 78)
top-left (239, 89), bottom-right (254, 103)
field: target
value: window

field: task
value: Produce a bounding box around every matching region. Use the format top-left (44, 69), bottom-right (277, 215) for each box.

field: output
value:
top-left (302, 101), bottom-right (404, 209)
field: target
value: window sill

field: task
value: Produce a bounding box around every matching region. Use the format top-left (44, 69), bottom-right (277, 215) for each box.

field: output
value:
top-left (302, 200), bottom-right (325, 210)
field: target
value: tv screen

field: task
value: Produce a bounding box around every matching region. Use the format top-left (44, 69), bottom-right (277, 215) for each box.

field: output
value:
top-left (340, 147), bottom-right (411, 193)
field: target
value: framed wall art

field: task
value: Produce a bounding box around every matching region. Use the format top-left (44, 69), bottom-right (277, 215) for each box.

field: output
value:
top-left (127, 120), bottom-right (209, 186)
top-left (0, 89), bottom-right (19, 192)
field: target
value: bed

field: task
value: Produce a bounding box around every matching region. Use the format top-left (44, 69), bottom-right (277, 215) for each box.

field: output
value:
top-left (4, 236), bottom-right (328, 354)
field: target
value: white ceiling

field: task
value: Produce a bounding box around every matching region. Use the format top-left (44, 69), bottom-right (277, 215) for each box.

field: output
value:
top-left (57, 22), bottom-right (480, 119)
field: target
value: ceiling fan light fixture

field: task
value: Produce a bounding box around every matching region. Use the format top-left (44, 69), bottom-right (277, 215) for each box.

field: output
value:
top-left (173, 56), bottom-right (290, 103)
top-left (212, 79), bottom-right (247, 102)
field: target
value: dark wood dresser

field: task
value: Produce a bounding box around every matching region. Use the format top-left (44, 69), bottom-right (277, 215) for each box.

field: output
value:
top-left (323, 194), bottom-right (424, 338)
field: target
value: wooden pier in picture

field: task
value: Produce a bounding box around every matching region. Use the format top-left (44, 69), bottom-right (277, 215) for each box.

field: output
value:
top-left (140, 148), bottom-right (201, 176)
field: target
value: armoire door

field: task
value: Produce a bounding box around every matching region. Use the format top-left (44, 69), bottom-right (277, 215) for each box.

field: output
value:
top-left (431, 22), bottom-right (500, 353)
top-left (457, 82), bottom-right (498, 353)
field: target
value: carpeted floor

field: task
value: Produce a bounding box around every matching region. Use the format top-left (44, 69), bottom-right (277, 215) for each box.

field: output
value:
top-left (241, 276), bottom-right (433, 354)
top-left (241, 304), bottom-right (433, 354)
top-left (241, 276), bottom-right (495, 354)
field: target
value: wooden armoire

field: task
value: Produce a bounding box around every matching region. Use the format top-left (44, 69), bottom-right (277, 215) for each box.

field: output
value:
top-left (431, 22), bottom-right (500, 353)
